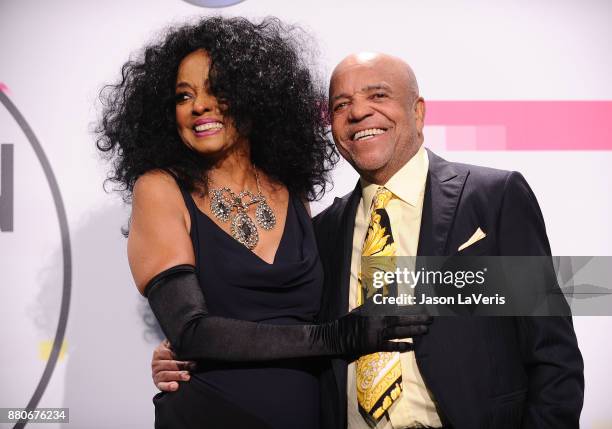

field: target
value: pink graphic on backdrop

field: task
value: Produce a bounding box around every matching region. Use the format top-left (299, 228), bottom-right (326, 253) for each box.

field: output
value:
top-left (425, 101), bottom-right (612, 150)
top-left (0, 85), bottom-right (609, 150)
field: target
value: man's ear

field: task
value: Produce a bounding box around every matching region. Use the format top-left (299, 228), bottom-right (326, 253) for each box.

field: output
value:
top-left (414, 97), bottom-right (426, 134)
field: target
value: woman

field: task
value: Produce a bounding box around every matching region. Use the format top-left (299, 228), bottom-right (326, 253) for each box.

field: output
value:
top-left (97, 16), bottom-right (428, 429)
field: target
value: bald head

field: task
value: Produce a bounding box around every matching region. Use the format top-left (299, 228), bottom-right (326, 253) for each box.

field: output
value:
top-left (328, 52), bottom-right (426, 184)
top-left (330, 52), bottom-right (420, 102)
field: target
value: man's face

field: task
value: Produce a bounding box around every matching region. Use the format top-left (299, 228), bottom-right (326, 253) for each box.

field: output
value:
top-left (329, 57), bottom-right (424, 183)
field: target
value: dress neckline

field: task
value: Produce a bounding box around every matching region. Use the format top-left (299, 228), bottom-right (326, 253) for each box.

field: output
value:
top-left (190, 192), bottom-right (292, 266)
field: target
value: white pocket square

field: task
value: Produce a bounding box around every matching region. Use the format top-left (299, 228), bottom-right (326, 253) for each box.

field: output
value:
top-left (458, 227), bottom-right (487, 251)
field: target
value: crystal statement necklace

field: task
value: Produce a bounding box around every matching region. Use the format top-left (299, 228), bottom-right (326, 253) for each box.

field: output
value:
top-left (208, 169), bottom-right (276, 250)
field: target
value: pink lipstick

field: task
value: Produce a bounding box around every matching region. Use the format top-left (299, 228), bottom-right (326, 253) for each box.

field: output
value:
top-left (193, 118), bottom-right (224, 137)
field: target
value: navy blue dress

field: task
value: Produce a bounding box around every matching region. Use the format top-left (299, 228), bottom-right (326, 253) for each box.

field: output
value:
top-left (153, 187), bottom-right (324, 429)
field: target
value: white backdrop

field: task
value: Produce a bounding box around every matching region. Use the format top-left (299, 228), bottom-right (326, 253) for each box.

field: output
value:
top-left (1, 0), bottom-right (611, 428)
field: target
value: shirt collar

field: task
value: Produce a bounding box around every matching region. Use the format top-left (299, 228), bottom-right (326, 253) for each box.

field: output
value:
top-left (360, 144), bottom-right (429, 214)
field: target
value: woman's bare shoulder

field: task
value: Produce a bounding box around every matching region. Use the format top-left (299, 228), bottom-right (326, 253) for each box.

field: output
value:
top-left (129, 170), bottom-right (194, 293)
top-left (133, 170), bottom-right (180, 200)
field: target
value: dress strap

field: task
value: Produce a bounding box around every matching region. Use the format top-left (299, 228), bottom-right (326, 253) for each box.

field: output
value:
top-left (178, 187), bottom-right (199, 223)
top-left (162, 169), bottom-right (200, 264)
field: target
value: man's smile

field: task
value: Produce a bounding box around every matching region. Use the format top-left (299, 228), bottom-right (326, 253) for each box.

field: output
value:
top-left (351, 127), bottom-right (388, 141)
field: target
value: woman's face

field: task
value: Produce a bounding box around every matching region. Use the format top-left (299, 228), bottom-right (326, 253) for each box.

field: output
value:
top-left (175, 49), bottom-right (241, 157)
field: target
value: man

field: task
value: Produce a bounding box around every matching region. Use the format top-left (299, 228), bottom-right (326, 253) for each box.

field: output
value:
top-left (152, 53), bottom-right (584, 428)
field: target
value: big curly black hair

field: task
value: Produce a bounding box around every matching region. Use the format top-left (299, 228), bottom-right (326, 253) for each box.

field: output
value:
top-left (96, 16), bottom-right (337, 201)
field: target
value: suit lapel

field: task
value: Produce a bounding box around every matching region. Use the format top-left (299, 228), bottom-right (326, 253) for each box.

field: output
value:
top-left (412, 150), bottom-right (470, 427)
top-left (331, 182), bottom-right (361, 412)
top-left (417, 149), bottom-right (469, 257)
top-left (414, 148), bottom-right (468, 363)
top-left (338, 182), bottom-right (361, 313)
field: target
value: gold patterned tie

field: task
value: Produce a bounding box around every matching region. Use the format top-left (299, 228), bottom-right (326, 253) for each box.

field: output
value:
top-left (356, 187), bottom-right (402, 426)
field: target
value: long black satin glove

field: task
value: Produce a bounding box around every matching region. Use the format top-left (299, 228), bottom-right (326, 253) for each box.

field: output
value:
top-left (145, 265), bottom-right (431, 361)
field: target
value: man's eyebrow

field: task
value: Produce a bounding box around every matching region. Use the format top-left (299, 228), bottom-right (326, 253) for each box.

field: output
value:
top-left (362, 83), bottom-right (392, 92)
top-left (331, 83), bottom-right (392, 102)
top-left (331, 92), bottom-right (350, 102)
